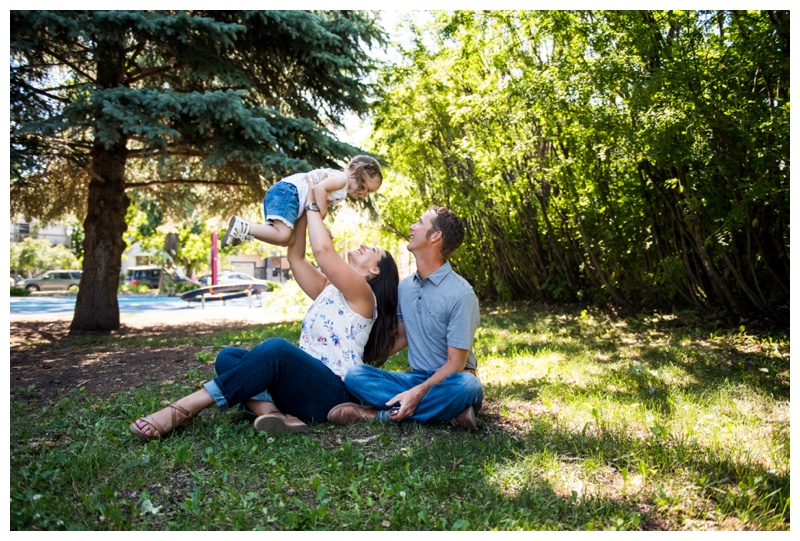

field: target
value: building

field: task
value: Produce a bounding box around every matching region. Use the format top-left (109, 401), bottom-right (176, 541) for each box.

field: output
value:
top-left (10, 218), bottom-right (71, 247)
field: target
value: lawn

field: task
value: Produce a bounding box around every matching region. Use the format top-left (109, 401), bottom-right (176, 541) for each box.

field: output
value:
top-left (9, 294), bottom-right (790, 530)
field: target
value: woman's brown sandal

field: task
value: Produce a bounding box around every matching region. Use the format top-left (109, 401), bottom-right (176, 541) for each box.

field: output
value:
top-left (129, 403), bottom-right (197, 442)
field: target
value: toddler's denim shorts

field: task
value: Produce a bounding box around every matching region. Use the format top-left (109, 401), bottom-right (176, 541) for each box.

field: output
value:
top-left (263, 181), bottom-right (299, 229)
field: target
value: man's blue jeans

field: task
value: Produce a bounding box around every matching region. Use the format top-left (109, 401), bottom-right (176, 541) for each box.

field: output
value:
top-left (343, 364), bottom-right (484, 424)
top-left (202, 338), bottom-right (355, 423)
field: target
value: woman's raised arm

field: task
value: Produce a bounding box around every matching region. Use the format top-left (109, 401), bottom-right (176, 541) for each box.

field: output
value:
top-left (305, 205), bottom-right (375, 320)
top-left (286, 213), bottom-right (326, 301)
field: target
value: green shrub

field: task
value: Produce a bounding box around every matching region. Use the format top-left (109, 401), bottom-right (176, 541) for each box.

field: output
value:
top-left (10, 287), bottom-right (31, 297)
top-left (174, 282), bottom-right (199, 294)
top-left (118, 284), bottom-right (154, 294)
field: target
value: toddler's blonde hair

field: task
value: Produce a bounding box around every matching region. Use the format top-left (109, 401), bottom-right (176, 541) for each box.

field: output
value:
top-left (345, 155), bottom-right (382, 198)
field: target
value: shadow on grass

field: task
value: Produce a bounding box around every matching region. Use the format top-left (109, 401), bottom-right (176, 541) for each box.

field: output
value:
top-left (8, 305), bottom-right (790, 530)
top-left (9, 371), bottom-right (789, 531)
top-left (276, 401), bottom-right (789, 530)
top-left (477, 309), bottom-right (789, 402)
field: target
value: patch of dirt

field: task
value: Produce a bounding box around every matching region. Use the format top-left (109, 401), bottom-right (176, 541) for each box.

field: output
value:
top-left (9, 320), bottom-right (232, 401)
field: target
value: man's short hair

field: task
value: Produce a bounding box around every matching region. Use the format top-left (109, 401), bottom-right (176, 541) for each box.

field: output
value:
top-left (427, 206), bottom-right (465, 260)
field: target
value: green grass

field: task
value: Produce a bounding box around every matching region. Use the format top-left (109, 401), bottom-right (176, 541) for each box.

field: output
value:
top-left (10, 302), bottom-right (789, 530)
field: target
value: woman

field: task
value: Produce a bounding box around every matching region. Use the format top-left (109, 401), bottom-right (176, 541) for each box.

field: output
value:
top-left (130, 186), bottom-right (399, 440)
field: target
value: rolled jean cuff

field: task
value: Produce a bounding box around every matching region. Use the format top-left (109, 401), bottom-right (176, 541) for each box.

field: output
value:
top-left (203, 379), bottom-right (230, 412)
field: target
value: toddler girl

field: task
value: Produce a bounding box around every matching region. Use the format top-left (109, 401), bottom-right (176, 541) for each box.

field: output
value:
top-left (221, 155), bottom-right (382, 248)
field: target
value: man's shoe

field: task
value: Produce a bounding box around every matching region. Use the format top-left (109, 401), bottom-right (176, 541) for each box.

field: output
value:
top-left (327, 402), bottom-right (379, 425)
top-left (220, 216), bottom-right (253, 248)
top-left (254, 412), bottom-right (308, 434)
top-left (450, 406), bottom-right (477, 430)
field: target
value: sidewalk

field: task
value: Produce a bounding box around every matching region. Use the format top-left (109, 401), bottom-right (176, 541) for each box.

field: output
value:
top-left (9, 292), bottom-right (284, 325)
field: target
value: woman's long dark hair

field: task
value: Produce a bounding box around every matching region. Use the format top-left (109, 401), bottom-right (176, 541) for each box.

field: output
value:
top-left (363, 251), bottom-right (399, 366)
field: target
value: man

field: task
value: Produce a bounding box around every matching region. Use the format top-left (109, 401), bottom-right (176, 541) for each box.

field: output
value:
top-left (327, 206), bottom-right (483, 429)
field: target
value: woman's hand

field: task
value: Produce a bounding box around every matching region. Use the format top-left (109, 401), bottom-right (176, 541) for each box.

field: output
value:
top-left (305, 169), bottom-right (328, 186)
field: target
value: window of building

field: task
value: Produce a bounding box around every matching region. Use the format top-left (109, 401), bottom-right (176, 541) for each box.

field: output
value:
top-left (12, 223), bottom-right (31, 242)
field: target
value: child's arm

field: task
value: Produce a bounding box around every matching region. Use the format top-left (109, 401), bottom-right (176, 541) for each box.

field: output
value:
top-left (312, 170), bottom-right (347, 221)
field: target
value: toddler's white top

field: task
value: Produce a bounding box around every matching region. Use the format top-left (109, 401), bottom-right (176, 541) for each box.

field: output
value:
top-left (282, 168), bottom-right (347, 219)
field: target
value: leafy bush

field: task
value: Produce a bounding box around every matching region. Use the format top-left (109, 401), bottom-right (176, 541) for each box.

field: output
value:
top-left (10, 287), bottom-right (31, 297)
top-left (118, 284), bottom-right (154, 294)
top-left (173, 282), bottom-right (199, 294)
top-left (264, 281), bottom-right (279, 293)
top-left (166, 282), bottom-right (197, 295)
top-left (260, 281), bottom-right (310, 321)
top-left (9, 237), bottom-right (79, 277)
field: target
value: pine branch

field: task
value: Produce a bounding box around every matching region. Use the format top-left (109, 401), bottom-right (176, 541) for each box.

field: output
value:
top-left (39, 44), bottom-right (96, 83)
top-left (14, 79), bottom-right (72, 104)
top-left (126, 179), bottom-right (250, 188)
top-left (126, 148), bottom-right (207, 159)
top-left (126, 63), bottom-right (178, 85)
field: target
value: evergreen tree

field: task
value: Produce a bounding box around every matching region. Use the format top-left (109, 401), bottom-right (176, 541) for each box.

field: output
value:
top-left (10, 10), bottom-right (384, 331)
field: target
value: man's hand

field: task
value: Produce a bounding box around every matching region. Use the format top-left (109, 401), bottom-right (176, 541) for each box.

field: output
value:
top-left (385, 346), bottom-right (470, 422)
top-left (386, 387), bottom-right (426, 421)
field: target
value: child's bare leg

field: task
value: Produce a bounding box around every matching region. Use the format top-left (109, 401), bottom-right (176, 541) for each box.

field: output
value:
top-left (248, 221), bottom-right (293, 247)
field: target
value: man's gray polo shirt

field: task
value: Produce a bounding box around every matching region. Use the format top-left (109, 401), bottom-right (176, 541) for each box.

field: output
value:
top-left (397, 261), bottom-right (479, 371)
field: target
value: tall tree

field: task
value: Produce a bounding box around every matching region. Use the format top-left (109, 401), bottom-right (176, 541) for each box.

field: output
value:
top-left (10, 10), bottom-right (384, 331)
top-left (374, 10), bottom-right (789, 324)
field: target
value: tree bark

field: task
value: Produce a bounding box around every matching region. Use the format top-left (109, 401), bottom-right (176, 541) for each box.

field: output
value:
top-left (69, 142), bottom-right (130, 332)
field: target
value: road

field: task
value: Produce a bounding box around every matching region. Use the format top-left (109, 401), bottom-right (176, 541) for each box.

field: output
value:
top-left (9, 293), bottom-right (273, 324)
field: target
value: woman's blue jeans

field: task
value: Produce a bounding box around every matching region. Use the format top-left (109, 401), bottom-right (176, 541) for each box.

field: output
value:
top-left (343, 364), bottom-right (484, 424)
top-left (202, 338), bottom-right (355, 423)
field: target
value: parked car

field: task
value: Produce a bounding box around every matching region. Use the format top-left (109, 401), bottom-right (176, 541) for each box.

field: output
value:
top-left (123, 265), bottom-right (162, 289)
top-left (18, 270), bottom-right (82, 291)
top-left (198, 271), bottom-right (269, 286)
top-left (124, 266), bottom-right (198, 289)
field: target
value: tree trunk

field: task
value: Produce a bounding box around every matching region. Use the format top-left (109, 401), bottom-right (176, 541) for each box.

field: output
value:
top-left (69, 33), bottom-right (129, 333)
top-left (70, 142), bottom-right (130, 332)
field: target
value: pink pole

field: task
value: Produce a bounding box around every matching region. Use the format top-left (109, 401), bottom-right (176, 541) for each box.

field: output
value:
top-left (211, 232), bottom-right (218, 285)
